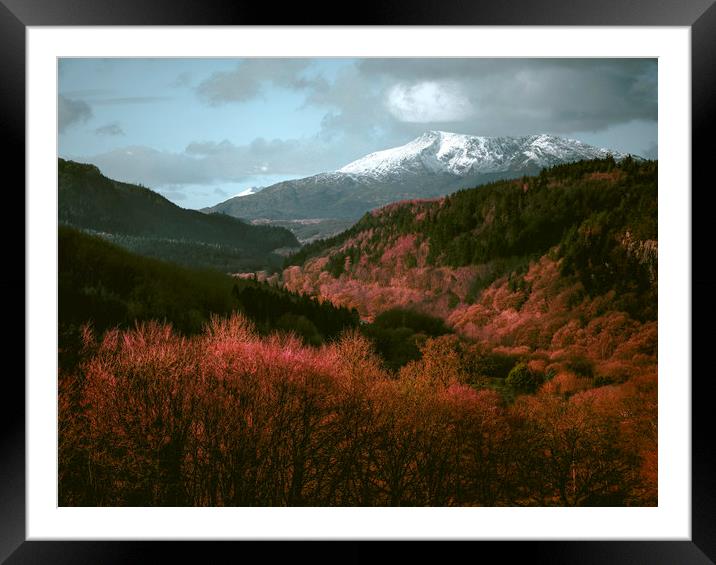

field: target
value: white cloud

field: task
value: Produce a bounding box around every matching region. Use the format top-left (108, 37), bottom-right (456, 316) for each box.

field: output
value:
top-left (386, 82), bottom-right (474, 123)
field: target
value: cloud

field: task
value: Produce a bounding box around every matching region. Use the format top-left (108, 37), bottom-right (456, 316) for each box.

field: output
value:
top-left (83, 146), bottom-right (219, 186)
top-left (90, 96), bottom-right (171, 106)
top-left (94, 123), bottom-right (125, 136)
top-left (58, 95), bottom-right (92, 134)
top-left (301, 59), bottom-right (657, 145)
top-left (196, 59), bottom-right (321, 105)
top-left (185, 139), bottom-right (235, 156)
top-left (186, 59), bottom-right (657, 178)
top-left (62, 58), bottom-right (658, 201)
top-left (156, 187), bottom-right (187, 201)
top-left (61, 88), bottom-right (114, 98)
top-left (386, 81), bottom-right (474, 123)
top-left (77, 136), bottom-right (346, 188)
top-left (172, 71), bottom-right (193, 88)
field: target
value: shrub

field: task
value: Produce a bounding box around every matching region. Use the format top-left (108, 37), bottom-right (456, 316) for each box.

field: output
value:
top-left (506, 362), bottom-right (544, 394)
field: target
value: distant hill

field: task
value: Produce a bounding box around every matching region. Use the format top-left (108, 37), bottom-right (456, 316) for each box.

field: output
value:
top-left (204, 131), bottom-right (639, 239)
top-left (58, 158), bottom-right (299, 272)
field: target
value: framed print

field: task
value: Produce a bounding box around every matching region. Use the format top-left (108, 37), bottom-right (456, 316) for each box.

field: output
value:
top-left (9, 0), bottom-right (715, 562)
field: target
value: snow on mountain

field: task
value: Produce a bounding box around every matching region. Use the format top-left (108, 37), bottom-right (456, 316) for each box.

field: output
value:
top-left (234, 186), bottom-right (262, 198)
top-left (339, 130), bottom-right (634, 179)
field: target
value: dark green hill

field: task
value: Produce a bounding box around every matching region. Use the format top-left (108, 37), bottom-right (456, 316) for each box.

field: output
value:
top-left (58, 158), bottom-right (299, 271)
top-left (59, 227), bottom-right (358, 368)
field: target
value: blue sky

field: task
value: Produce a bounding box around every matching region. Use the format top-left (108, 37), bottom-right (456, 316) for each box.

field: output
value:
top-left (59, 58), bottom-right (657, 209)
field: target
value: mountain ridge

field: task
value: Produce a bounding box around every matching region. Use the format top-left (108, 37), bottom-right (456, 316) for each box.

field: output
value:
top-left (338, 130), bottom-right (633, 178)
top-left (204, 131), bottom-right (640, 238)
top-left (58, 158), bottom-right (299, 272)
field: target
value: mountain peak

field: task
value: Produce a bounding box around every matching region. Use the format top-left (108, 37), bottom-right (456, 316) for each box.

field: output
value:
top-left (338, 131), bottom-right (632, 178)
top-left (419, 129), bottom-right (452, 139)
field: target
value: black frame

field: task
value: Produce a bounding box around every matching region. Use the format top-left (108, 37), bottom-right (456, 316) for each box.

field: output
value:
top-left (8, 1), bottom-right (715, 562)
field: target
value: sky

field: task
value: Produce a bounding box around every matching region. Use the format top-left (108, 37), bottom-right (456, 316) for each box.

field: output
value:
top-left (59, 58), bottom-right (658, 210)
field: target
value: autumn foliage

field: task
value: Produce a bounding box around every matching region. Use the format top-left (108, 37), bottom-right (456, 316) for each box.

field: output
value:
top-left (59, 314), bottom-right (656, 506)
top-left (60, 159), bottom-right (658, 507)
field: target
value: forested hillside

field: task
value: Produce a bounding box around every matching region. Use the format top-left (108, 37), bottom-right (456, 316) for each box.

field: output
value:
top-left (283, 157), bottom-right (657, 385)
top-left (285, 157), bottom-right (656, 316)
top-left (59, 227), bottom-right (358, 369)
top-left (59, 159), bottom-right (298, 272)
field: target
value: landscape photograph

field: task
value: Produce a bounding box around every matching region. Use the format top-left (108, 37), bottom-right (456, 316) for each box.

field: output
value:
top-left (58, 57), bottom-right (658, 507)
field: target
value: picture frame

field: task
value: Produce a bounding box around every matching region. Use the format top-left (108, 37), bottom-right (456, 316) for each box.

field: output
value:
top-left (9, 0), bottom-right (714, 561)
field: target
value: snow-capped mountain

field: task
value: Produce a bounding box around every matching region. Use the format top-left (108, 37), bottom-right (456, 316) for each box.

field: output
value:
top-left (204, 131), bottom-right (639, 238)
top-left (339, 130), bottom-right (630, 179)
